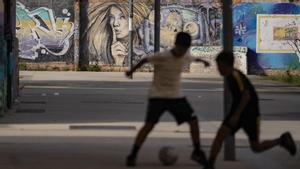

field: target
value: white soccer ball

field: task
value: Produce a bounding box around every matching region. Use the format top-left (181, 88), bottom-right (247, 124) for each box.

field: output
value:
top-left (159, 146), bottom-right (178, 166)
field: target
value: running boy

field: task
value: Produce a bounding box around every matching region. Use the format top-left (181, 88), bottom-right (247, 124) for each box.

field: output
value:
top-left (125, 32), bottom-right (209, 167)
top-left (205, 51), bottom-right (297, 169)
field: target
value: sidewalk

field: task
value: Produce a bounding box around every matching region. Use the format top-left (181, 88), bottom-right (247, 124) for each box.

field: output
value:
top-left (0, 121), bottom-right (299, 169)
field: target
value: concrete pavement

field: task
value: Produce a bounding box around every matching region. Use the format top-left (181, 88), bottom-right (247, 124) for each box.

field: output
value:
top-left (0, 122), bottom-right (299, 169)
top-left (0, 71), bottom-right (299, 169)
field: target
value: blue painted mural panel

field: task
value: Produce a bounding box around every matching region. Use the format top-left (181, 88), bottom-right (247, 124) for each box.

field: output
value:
top-left (233, 3), bottom-right (300, 70)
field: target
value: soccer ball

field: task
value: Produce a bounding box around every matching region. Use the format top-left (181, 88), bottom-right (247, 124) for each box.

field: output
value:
top-left (158, 146), bottom-right (178, 166)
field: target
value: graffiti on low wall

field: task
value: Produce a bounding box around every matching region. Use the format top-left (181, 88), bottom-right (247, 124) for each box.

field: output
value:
top-left (16, 1), bottom-right (74, 61)
top-left (190, 46), bottom-right (248, 74)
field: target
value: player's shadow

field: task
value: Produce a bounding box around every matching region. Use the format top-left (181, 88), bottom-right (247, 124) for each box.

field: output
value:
top-left (247, 48), bottom-right (266, 75)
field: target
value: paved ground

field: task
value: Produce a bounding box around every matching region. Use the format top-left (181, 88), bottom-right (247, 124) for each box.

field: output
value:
top-left (0, 71), bottom-right (299, 169)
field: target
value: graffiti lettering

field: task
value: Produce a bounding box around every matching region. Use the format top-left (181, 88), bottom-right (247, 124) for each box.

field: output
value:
top-left (16, 2), bottom-right (74, 60)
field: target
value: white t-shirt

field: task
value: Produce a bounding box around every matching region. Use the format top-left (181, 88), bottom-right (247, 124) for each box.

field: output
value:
top-left (147, 50), bottom-right (194, 98)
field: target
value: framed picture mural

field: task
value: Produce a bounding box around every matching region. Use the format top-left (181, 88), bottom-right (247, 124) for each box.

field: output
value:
top-left (257, 14), bottom-right (300, 53)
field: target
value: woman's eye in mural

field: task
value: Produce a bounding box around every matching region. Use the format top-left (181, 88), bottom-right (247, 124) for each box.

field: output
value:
top-left (119, 15), bottom-right (126, 20)
top-left (109, 16), bottom-right (116, 25)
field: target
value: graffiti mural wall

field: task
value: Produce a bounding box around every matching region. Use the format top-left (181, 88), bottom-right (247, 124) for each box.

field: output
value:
top-left (83, 0), bottom-right (222, 67)
top-left (233, 3), bottom-right (300, 71)
top-left (16, 0), bottom-right (74, 63)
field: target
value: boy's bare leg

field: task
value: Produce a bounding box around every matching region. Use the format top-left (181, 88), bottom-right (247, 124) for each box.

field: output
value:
top-left (207, 125), bottom-right (231, 167)
top-left (126, 123), bottom-right (155, 166)
top-left (250, 139), bottom-right (280, 153)
top-left (189, 117), bottom-right (200, 144)
top-left (250, 132), bottom-right (296, 156)
top-left (134, 123), bottom-right (155, 146)
top-left (188, 117), bottom-right (208, 166)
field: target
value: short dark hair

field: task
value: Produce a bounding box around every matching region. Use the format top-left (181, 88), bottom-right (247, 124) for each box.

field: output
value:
top-left (216, 51), bottom-right (234, 66)
top-left (175, 32), bottom-right (192, 47)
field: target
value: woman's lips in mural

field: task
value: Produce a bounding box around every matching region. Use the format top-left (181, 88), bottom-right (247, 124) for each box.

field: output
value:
top-left (114, 29), bottom-right (121, 35)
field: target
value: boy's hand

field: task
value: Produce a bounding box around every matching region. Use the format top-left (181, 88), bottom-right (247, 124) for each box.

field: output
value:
top-left (228, 115), bottom-right (239, 128)
top-left (203, 61), bottom-right (210, 67)
top-left (125, 70), bottom-right (133, 78)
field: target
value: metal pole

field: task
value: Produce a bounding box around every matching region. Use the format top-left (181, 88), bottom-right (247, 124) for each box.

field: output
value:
top-left (128, 0), bottom-right (133, 79)
top-left (5, 0), bottom-right (12, 109)
top-left (154, 0), bottom-right (160, 52)
top-left (79, 0), bottom-right (89, 70)
top-left (221, 0), bottom-right (235, 161)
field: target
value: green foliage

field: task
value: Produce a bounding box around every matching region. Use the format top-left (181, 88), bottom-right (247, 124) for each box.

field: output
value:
top-left (87, 65), bottom-right (101, 71)
top-left (36, 65), bottom-right (47, 71)
top-left (18, 62), bottom-right (27, 70)
top-left (267, 74), bottom-right (300, 87)
top-left (52, 66), bottom-right (60, 71)
top-left (63, 66), bottom-right (70, 71)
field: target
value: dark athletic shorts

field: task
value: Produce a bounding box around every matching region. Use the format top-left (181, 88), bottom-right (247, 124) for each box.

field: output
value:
top-left (146, 97), bottom-right (195, 125)
top-left (222, 106), bottom-right (260, 141)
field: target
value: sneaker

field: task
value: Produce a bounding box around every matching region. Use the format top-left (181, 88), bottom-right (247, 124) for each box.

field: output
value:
top-left (203, 161), bottom-right (215, 169)
top-left (280, 132), bottom-right (297, 156)
top-left (191, 150), bottom-right (208, 166)
top-left (126, 155), bottom-right (136, 167)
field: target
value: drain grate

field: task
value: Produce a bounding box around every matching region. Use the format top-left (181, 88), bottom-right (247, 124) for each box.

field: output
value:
top-left (69, 125), bottom-right (136, 130)
top-left (259, 98), bottom-right (274, 101)
top-left (15, 109), bottom-right (45, 113)
top-left (21, 101), bottom-right (46, 104)
top-left (81, 101), bottom-right (144, 104)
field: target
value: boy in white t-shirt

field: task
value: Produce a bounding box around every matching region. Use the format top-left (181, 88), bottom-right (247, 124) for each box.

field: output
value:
top-left (125, 32), bottom-right (210, 167)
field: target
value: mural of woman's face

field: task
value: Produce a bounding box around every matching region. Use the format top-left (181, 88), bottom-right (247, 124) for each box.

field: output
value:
top-left (110, 6), bottom-right (129, 40)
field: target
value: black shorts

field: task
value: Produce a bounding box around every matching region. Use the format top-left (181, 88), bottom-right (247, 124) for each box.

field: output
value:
top-left (146, 97), bottom-right (195, 125)
top-left (223, 108), bottom-right (260, 141)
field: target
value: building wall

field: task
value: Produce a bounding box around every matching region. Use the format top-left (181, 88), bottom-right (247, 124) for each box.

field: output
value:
top-left (0, 0), bottom-right (6, 113)
top-left (15, 0), bottom-right (300, 74)
top-left (16, 0), bottom-right (75, 69)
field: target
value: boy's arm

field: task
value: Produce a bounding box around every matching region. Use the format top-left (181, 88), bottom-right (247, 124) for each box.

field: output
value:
top-left (125, 58), bottom-right (149, 77)
top-left (194, 58), bottom-right (210, 67)
top-left (232, 89), bottom-right (251, 118)
top-left (228, 88), bottom-right (251, 127)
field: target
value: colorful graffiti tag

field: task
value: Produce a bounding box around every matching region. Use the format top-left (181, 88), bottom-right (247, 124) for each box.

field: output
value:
top-left (233, 3), bottom-right (300, 69)
top-left (16, 1), bottom-right (74, 61)
top-left (83, 0), bottom-right (222, 66)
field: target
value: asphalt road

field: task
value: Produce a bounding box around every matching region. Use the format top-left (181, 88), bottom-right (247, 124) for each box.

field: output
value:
top-left (5, 75), bottom-right (300, 124)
